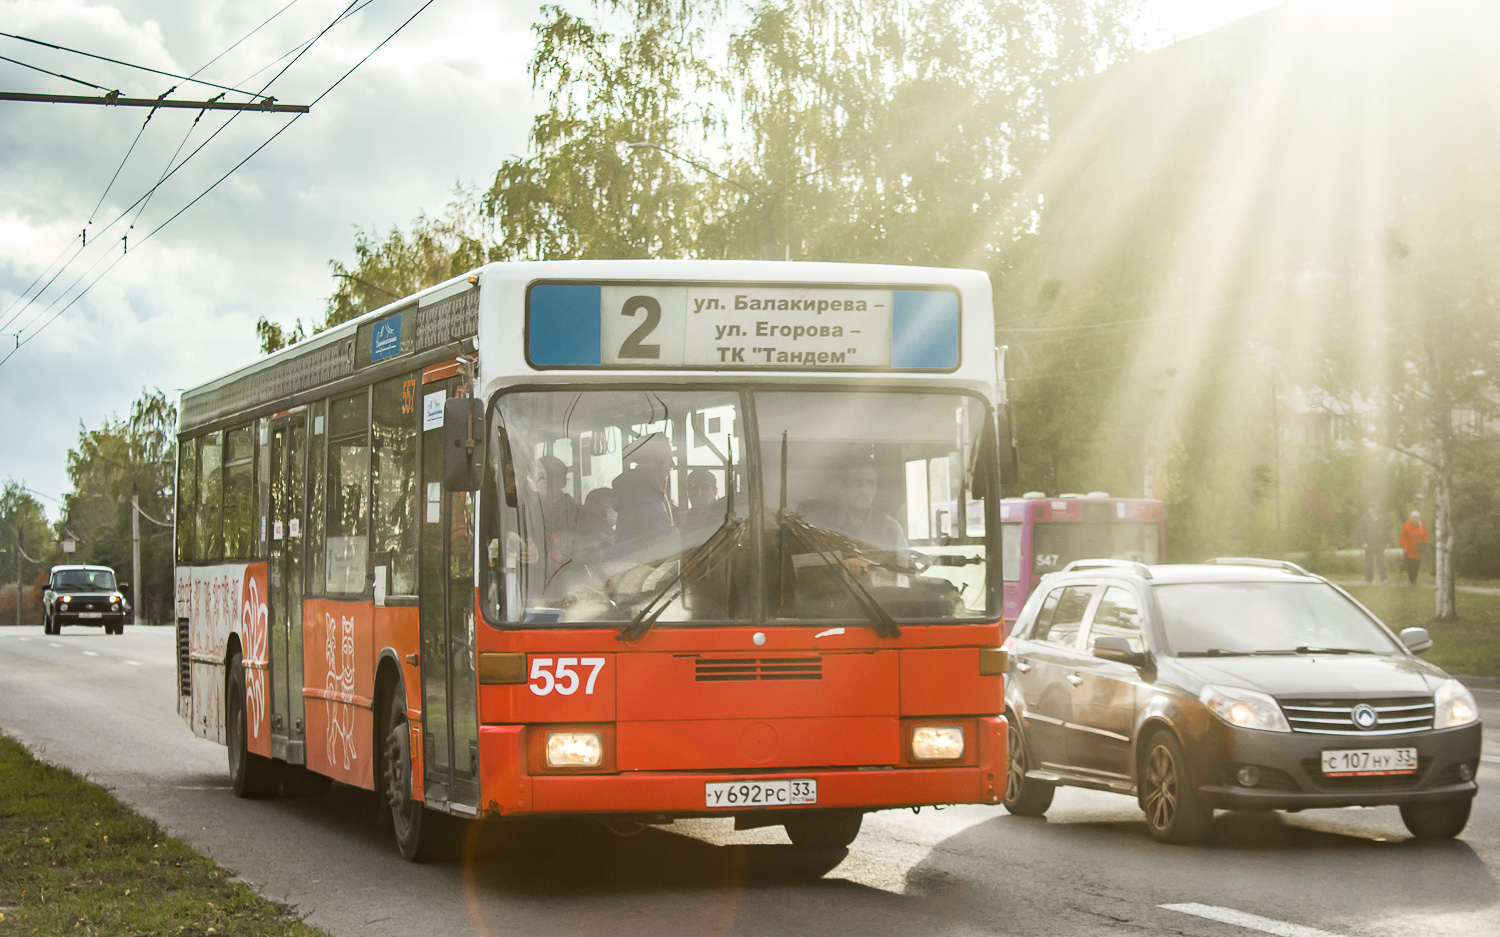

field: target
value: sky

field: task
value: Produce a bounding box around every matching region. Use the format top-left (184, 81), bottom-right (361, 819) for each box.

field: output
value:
top-left (0, 0), bottom-right (1280, 518)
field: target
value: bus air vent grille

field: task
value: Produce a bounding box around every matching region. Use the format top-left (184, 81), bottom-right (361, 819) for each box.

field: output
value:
top-left (176, 618), bottom-right (191, 697)
top-left (695, 656), bottom-right (821, 682)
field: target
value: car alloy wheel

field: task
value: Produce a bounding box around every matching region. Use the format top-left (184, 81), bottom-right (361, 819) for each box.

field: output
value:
top-left (1141, 732), bottom-right (1212, 845)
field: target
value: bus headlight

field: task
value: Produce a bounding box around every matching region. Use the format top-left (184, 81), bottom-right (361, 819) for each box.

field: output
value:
top-left (546, 731), bottom-right (603, 768)
top-left (911, 725), bottom-right (965, 761)
top-left (1435, 679), bottom-right (1479, 729)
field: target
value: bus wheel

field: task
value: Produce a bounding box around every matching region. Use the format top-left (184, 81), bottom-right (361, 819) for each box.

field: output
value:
top-left (783, 810), bottom-right (863, 849)
top-left (227, 652), bottom-right (281, 798)
top-left (382, 683), bottom-right (442, 862)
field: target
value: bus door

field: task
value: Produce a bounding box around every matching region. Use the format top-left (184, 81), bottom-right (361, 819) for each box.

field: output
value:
top-left (418, 374), bottom-right (479, 809)
top-left (267, 411), bottom-right (309, 763)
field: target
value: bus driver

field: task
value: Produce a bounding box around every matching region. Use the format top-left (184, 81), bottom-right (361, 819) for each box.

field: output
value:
top-left (806, 456), bottom-right (908, 553)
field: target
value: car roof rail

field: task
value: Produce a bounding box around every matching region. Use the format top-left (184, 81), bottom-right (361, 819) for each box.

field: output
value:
top-left (1202, 556), bottom-right (1312, 577)
top-left (1060, 559), bottom-right (1153, 580)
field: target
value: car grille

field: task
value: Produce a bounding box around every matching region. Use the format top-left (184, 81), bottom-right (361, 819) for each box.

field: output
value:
top-left (1300, 757), bottom-right (1432, 791)
top-left (694, 656), bottom-right (821, 682)
top-left (69, 596), bottom-right (109, 612)
top-left (1278, 696), bottom-right (1435, 736)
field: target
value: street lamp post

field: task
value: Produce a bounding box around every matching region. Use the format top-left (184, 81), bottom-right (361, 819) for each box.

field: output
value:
top-left (625, 141), bottom-right (785, 261)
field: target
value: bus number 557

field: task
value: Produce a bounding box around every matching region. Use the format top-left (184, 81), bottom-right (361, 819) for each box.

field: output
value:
top-left (529, 657), bottom-right (607, 696)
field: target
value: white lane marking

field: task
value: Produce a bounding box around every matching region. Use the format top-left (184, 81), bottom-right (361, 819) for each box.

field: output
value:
top-left (48, 642), bottom-right (63, 648)
top-left (1481, 754), bottom-right (1500, 765)
top-left (17, 636), bottom-right (29, 642)
top-left (124, 660), bottom-right (142, 667)
top-left (1162, 903), bottom-right (1345, 937)
top-left (83, 650), bottom-right (99, 657)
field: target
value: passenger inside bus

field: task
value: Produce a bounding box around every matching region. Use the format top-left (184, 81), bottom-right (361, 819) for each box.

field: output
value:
top-left (800, 455), bottom-right (909, 554)
top-left (611, 432), bottom-right (680, 561)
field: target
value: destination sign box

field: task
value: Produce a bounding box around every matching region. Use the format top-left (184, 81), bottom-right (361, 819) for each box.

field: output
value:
top-left (527, 281), bottom-right (959, 371)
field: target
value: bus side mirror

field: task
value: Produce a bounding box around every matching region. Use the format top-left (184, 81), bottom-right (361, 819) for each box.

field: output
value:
top-left (1001, 442), bottom-right (1019, 490)
top-left (442, 398), bottom-right (484, 492)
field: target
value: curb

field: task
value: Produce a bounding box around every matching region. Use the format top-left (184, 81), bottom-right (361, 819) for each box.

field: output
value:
top-left (1457, 674), bottom-right (1500, 691)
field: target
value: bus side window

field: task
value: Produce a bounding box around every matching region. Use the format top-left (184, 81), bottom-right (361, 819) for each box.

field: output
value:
top-left (223, 424), bottom-right (258, 560)
top-left (306, 400), bottom-right (327, 594)
top-left (177, 436), bottom-right (198, 563)
top-left (372, 374), bottom-right (419, 595)
top-left (327, 390), bottom-right (371, 595)
top-left (196, 431), bottom-right (224, 562)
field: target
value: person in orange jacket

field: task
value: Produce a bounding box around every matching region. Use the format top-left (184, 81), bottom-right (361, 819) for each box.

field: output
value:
top-left (1400, 510), bottom-right (1430, 586)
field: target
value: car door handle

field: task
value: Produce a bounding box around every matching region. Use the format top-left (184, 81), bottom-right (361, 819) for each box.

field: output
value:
top-left (1066, 673), bottom-right (1083, 686)
top-left (1015, 661), bottom-right (1031, 674)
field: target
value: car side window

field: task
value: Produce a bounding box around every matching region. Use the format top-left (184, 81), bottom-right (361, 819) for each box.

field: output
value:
top-left (1023, 588), bottom-right (1061, 640)
top-left (1089, 585), bottom-right (1146, 654)
top-left (1034, 585), bottom-right (1094, 648)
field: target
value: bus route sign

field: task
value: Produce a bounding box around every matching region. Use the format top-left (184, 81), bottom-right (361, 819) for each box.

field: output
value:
top-left (526, 281), bottom-right (960, 371)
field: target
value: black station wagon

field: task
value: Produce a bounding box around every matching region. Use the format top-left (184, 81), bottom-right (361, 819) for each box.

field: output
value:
top-left (1001, 558), bottom-right (1481, 843)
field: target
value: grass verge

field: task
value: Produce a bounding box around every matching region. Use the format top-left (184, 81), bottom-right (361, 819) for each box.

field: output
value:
top-left (0, 733), bottom-right (330, 936)
top-left (1344, 585), bottom-right (1500, 677)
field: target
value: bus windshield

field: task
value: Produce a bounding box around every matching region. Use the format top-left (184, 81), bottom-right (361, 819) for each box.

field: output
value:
top-left (484, 388), bottom-right (994, 627)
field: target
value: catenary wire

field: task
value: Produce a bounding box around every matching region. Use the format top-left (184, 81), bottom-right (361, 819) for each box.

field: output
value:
top-left (0, 1), bottom-right (437, 369)
top-left (0, 52), bottom-right (116, 92)
top-left (0, 31), bottom-right (271, 100)
top-left (0, 1), bottom-right (367, 339)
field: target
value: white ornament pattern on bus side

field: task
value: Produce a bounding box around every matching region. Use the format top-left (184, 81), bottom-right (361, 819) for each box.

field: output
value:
top-left (241, 574), bottom-right (269, 741)
top-left (324, 612), bottom-right (358, 769)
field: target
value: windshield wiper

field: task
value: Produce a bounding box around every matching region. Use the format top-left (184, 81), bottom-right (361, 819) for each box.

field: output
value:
top-left (1176, 648), bottom-right (1255, 657)
top-left (783, 515), bottom-right (902, 639)
top-left (1293, 646), bottom-right (1374, 655)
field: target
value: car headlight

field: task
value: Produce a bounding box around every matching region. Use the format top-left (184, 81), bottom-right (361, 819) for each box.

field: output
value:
top-left (545, 731), bottom-right (602, 767)
top-left (1435, 679), bottom-right (1479, 729)
top-left (110, 593), bottom-right (123, 604)
top-left (911, 725), bottom-right (965, 761)
top-left (1200, 684), bottom-right (1291, 732)
top-left (59, 595), bottom-right (71, 605)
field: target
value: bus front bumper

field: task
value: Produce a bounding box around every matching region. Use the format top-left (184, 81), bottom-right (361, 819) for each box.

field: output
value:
top-left (476, 716), bottom-right (1006, 818)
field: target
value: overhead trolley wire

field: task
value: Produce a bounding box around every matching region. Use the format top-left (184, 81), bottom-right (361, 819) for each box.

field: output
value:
top-left (0, 0), bottom-right (438, 370)
top-left (190, 0), bottom-right (305, 80)
top-left (0, 52), bottom-right (117, 92)
top-left (0, 31), bottom-right (273, 101)
top-left (0, 1), bottom-right (362, 341)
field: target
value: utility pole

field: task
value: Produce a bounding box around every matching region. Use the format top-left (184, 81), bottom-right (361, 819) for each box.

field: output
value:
top-left (131, 491), bottom-right (142, 627)
top-left (15, 527), bottom-right (22, 628)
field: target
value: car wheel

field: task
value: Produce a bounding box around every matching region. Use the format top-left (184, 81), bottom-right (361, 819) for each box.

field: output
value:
top-left (227, 652), bottom-right (281, 798)
top-left (43, 615), bottom-right (53, 635)
top-left (1002, 715), bottom-right (1055, 817)
top-left (783, 810), bottom-right (863, 849)
top-left (382, 681), bottom-right (450, 862)
top-left (1140, 732), bottom-right (1213, 845)
top-left (1400, 798), bottom-right (1472, 840)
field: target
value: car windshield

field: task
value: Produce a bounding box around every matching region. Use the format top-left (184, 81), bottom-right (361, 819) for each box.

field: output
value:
top-left (1154, 581), bottom-right (1400, 656)
top-left (483, 388), bottom-right (994, 627)
top-left (52, 569), bottom-right (116, 592)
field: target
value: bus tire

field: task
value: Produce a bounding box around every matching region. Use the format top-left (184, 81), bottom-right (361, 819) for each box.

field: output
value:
top-left (382, 681), bottom-right (444, 862)
top-left (1002, 716), bottom-right (1055, 817)
top-left (783, 810), bottom-right (863, 849)
top-left (227, 652), bottom-right (281, 798)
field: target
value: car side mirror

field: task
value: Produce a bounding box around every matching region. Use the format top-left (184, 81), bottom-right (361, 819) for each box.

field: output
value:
top-left (118, 583), bottom-right (132, 602)
top-left (1093, 635), bottom-right (1145, 666)
top-left (1400, 627), bottom-right (1433, 655)
top-left (442, 398), bottom-right (485, 492)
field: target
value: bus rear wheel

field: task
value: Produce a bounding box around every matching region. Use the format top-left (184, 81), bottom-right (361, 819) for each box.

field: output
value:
top-left (382, 682), bottom-right (448, 862)
top-left (227, 652), bottom-right (281, 798)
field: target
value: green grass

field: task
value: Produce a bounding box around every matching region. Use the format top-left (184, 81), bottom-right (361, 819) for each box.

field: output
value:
top-left (1344, 585), bottom-right (1500, 677)
top-left (0, 733), bottom-right (331, 936)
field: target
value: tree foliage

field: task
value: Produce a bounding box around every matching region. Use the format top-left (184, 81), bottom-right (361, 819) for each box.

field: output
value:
top-left (57, 389), bottom-right (178, 623)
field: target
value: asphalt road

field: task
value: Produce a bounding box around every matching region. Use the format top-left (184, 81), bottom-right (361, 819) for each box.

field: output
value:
top-left (2, 625), bottom-right (1497, 937)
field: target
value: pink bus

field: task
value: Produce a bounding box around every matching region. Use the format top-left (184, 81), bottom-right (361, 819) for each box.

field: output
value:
top-left (1000, 493), bottom-right (1165, 631)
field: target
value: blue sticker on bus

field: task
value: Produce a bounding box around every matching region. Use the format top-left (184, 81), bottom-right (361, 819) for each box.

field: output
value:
top-left (371, 314), bottom-right (402, 362)
top-left (528, 284), bottom-right (603, 365)
top-left (891, 291), bottom-right (960, 369)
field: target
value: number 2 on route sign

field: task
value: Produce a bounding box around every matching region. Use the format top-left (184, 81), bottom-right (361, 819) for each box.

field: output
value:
top-left (529, 657), bottom-right (607, 696)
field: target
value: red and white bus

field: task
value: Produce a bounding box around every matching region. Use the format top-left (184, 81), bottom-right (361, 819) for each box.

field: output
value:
top-left (175, 260), bottom-right (1010, 860)
top-left (1000, 493), bottom-right (1165, 630)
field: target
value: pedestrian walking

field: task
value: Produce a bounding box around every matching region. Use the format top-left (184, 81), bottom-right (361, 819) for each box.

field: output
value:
top-left (1400, 510), bottom-right (1430, 586)
top-left (1356, 502), bottom-right (1389, 584)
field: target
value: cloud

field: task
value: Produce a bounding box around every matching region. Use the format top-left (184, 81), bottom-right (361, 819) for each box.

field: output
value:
top-left (0, 0), bottom-right (538, 513)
